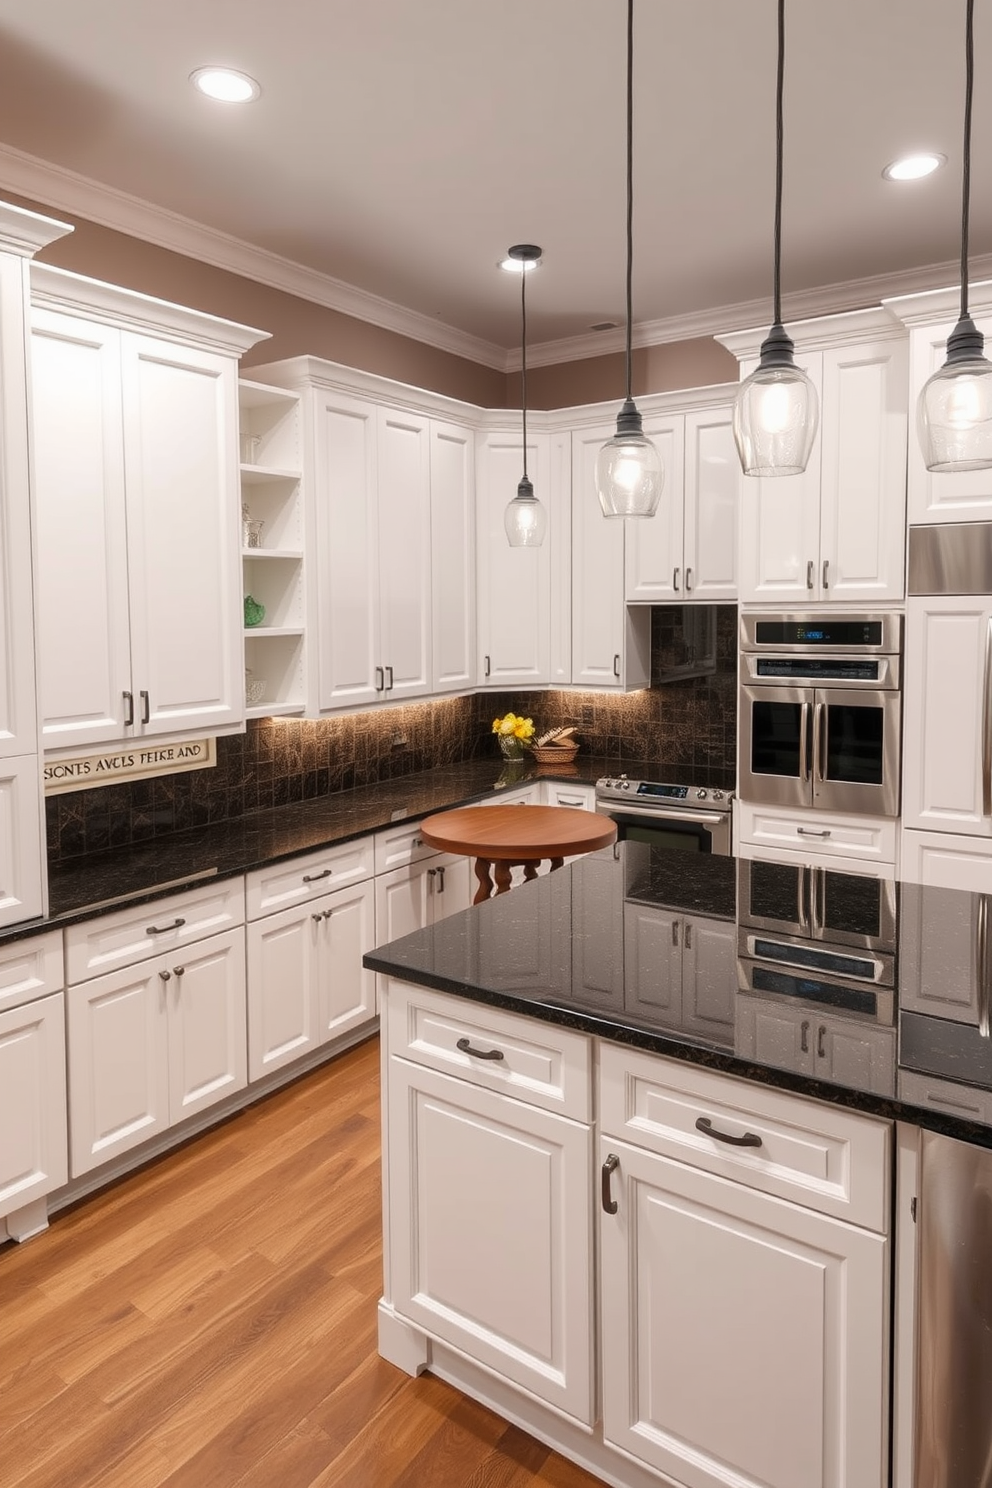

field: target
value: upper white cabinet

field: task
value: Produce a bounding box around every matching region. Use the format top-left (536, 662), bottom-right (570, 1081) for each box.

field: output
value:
top-left (30, 266), bottom-right (267, 751)
top-left (719, 310), bottom-right (909, 604)
top-left (239, 380), bottom-right (306, 719)
top-left (571, 421), bottom-right (649, 689)
top-left (476, 422), bottom-right (569, 690)
top-left (430, 420), bottom-right (476, 695)
top-left (886, 282), bottom-right (992, 524)
top-left (624, 398), bottom-right (740, 605)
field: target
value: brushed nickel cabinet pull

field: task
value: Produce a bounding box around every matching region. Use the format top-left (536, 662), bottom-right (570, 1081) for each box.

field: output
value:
top-left (673, 566), bottom-right (680, 592)
top-left (140, 690), bottom-right (150, 725)
top-left (685, 566), bottom-right (693, 592)
top-left (806, 560), bottom-right (815, 591)
top-left (437, 865), bottom-right (446, 893)
top-left (123, 690), bottom-right (134, 726)
top-left (822, 558), bottom-right (830, 590)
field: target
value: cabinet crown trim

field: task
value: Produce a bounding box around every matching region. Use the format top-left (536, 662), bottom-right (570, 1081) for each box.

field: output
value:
top-left (0, 202), bottom-right (73, 258)
top-left (884, 276), bottom-right (992, 327)
top-left (718, 305), bottom-right (906, 360)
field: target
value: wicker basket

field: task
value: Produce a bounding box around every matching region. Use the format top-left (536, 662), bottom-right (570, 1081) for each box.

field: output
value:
top-left (531, 742), bottom-right (580, 765)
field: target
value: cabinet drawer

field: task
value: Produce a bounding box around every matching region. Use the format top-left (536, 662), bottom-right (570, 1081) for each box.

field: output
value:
top-left (898, 1069), bottom-right (992, 1126)
top-left (373, 823), bottom-right (438, 876)
top-left (247, 836), bottom-right (373, 918)
top-left (0, 931), bottom-right (64, 1012)
top-left (65, 879), bottom-right (246, 984)
top-left (541, 782), bottom-right (595, 811)
top-left (739, 802), bottom-right (897, 865)
top-left (385, 981), bottom-right (591, 1121)
top-left (599, 1042), bottom-right (890, 1231)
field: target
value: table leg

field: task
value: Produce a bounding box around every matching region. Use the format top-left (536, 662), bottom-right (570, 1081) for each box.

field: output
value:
top-left (494, 860), bottom-right (514, 896)
top-left (473, 858), bottom-right (494, 905)
top-left (522, 861), bottom-right (539, 882)
top-left (549, 857), bottom-right (565, 872)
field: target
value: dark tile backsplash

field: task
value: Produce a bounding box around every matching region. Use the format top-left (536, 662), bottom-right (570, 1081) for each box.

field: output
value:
top-left (46, 606), bottom-right (737, 866)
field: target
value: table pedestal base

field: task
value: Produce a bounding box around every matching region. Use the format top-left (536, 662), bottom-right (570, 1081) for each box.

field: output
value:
top-left (473, 855), bottom-right (566, 903)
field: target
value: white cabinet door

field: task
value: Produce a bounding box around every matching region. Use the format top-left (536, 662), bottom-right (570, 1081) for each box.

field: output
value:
top-left (905, 312), bottom-right (992, 525)
top-left (623, 901), bottom-right (682, 1024)
top-left (67, 960), bottom-right (170, 1177)
top-left (623, 413), bottom-right (684, 602)
top-left (735, 995), bottom-right (814, 1072)
top-left (377, 407), bottom-right (431, 700)
top-left (0, 755), bottom-right (44, 928)
top-left (738, 352), bottom-right (824, 604)
top-left (167, 927), bottom-right (247, 1123)
top-left (0, 990), bottom-right (66, 1222)
top-left (246, 901), bottom-right (321, 1081)
top-left (600, 1135), bottom-right (888, 1488)
top-left (818, 338), bottom-right (907, 603)
top-left (680, 915), bottom-right (737, 1041)
top-left (571, 424), bottom-right (625, 688)
top-left (30, 309), bottom-right (131, 749)
top-left (375, 858), bottom-right (432, 945)
top-left (317, 877), bottom-right (376, 1042)
top-left (388, 1056), bottom-right (594, 1423)
top-left (429, 852), bottom-right (473, 923)
top-left (121, 333), bottom-right (243, 737)
top-left (313, 389), bottom-right (380, 709)
top-left (0, 255), bottom-right (39, 760)
top-left (903, 597), bottom-right (992, 838)
top-left (683, 406), bottom-right (738, 602)
top-left (430, 420), bottom-right (476, 694)
top-left (900, 828), bottom-right (992, 889)
top-left (476, 429), bottom-right (553, 687)
top-left (899, 880), bottom-right (983, 1020)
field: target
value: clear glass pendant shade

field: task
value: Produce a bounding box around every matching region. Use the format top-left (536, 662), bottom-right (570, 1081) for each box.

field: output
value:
top-left (595, 399), bottom-right (663, 518)
top-left (733, 360), bottom-right (819, 477)
top-left (917, 318), bottom-right (992, 472)
top-left (504, 476), bottom-right (548, 547)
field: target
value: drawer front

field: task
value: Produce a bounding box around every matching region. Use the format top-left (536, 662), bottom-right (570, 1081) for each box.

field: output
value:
top-left (599, 1041), bottom-right (890, 1231)
top-left (247, 836), bottom-right (373, 918)
top-left (739, 802), bottom-right (897, 865)
top-left (373, 824), bottom-right (437, 876)
top-left (384, 980), bottom-right (591, 1121)
top-left (66, 879), bottom-right (246, 984)
top-left (0, 930), bottom-right (64, 1013)
top-left (541, 783), bottom-right (595, 811)
top-left (898, 1069), bottom-right (992, 1126)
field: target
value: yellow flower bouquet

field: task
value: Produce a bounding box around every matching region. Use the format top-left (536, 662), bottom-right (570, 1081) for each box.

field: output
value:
top-left (492, 711), bottom-right (535, 759)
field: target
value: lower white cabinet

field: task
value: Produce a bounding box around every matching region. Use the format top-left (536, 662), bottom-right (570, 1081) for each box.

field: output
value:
top-left (374, 852), bottom-right (472, 951)
top-left (624, 901), bottom-right (736, 1041)
top-left (67, 926), bottom-right (246, 1177)
top-left (0, 989), bottom-right (66, 1238)
top-left (735, 997), bottom-right (896, 1096)
top-left (246, 877), bottom-right (375, 1082)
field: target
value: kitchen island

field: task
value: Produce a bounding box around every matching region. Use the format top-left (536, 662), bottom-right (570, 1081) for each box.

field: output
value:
top-left (367, 842), bottom-right (990, 1488)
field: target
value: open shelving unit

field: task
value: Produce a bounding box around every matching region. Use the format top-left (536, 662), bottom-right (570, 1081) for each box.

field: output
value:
top-left (238, 379), bottom-right (306, 718)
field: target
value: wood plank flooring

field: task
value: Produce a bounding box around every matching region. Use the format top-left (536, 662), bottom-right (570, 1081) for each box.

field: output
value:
top-left (0, 1036), bottom-right (606, 1488)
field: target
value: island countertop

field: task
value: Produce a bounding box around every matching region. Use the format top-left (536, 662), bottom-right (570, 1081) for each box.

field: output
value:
top-left (365, 840), bottom-right (992, 1147)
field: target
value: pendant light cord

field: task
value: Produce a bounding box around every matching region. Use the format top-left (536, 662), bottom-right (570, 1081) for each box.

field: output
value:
top-left (772, 0), bottom-right (785, 328)
top-left (961, 0), bottom-right (975, 320)
top-left (520, 266), bottom-right (528, 479)
top-left (624, 0), bottom-right (635, 402)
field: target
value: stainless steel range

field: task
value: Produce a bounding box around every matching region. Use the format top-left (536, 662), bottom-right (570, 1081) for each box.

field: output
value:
top-left (595, 773), bottom-right (734, 855)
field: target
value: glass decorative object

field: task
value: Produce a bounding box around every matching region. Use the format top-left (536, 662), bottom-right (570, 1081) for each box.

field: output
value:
top-left (243, 594), bottom-right (266, 628)
top-left (499, 734), bottom-right (527, 760)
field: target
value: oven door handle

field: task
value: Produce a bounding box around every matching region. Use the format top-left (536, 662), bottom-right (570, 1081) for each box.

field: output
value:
top-left (983, 617), bottom-right (992, 817)
top-left (600, 803), bottom-right (726, 826)
top-left (797, 864), bottom-right (810, 934)
top-left (812, 700), bottom-right (825, 785)
top-left (798, 700), bottom-right (810, 785)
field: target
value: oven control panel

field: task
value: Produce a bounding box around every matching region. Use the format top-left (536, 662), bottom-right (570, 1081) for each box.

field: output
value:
top-left (595, 777), bottom-right (732, 810)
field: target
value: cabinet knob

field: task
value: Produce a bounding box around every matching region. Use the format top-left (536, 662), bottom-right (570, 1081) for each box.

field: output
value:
top-left (173, 966), bottom-right (185, 977)
top-left (159, 969), bottom-right (172, 983)
top-left (312, 912), bottom-right (324, 922)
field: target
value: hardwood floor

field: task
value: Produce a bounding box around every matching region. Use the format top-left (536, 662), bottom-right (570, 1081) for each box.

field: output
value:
top-left (0, 1036), bottom-right (606, 1488)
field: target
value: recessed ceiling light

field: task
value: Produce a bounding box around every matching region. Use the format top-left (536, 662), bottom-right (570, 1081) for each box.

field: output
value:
top-left (499, 253), bottom-right (542, 273)
top-left (190, 67), bottom-right (261, 104)
top-left (882, 152), bottom-right (945, 182)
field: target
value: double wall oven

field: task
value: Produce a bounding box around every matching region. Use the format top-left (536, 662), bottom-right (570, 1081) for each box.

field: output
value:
top-left (739, 612), bottom-right (903, 818)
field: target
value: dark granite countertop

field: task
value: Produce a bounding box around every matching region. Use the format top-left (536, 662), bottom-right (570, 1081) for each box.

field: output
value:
top-left (15, 754), bottom-right (631, 942)
top-left (365, 841), bottom-right (992, 1146)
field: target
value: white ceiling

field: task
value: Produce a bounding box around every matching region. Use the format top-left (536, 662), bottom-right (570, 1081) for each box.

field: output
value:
top-left (0, 0), bottom-right (987, 367)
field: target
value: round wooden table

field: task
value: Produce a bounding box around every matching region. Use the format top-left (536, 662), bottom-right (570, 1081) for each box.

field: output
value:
top-left (419, 803), bottom-right (618, 904)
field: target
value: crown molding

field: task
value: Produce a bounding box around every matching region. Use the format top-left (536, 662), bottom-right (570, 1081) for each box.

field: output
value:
top-left (0, 141), bottom-right (508, 370)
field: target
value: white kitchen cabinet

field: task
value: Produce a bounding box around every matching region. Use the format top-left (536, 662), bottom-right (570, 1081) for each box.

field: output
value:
top-left (430, 419), bottom-right (476, 694)
top-left (735, 997), bottom-right (896, 1095)
top-left (0, 971), bottom-right (66, 1241)
top-left (30, 268), bottom-right (265, 750)
top-left (476, 426), bottom-right (569, 689)
top-left (538, 780), bottom-right (595, 812)
top-left (722, 313), bottom-right (908, 604)
top-left (737, 800), bottom-right (898, 870)
top-left (384, 985), bottom-right (594, 1423)
top-left (0, 755), bottom-right (46, 928)
top-left (239, 380), bottom-right (306, 718)
top-left (624, 900), bottom-right (737, 1041)
top-left (246, 877), bottom-right (376, 1082)
top-left (624, 403), bottom-right (739, 604)
top-left (570, 422), bottom-right (649, 689)
top-left (900, 828), bottom-right (992, 889)
top-left (374, 852), bottom-right (472, 948)
top-left (67, 925), bottom-right (246, 1177)
top-left (903, 596), bottom-right (992, 841)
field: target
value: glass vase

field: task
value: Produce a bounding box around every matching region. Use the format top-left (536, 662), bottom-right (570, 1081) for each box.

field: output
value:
top-left (499, 735), bottom-right (526, 760)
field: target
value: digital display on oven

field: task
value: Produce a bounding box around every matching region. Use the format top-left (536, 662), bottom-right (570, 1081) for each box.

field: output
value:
top-left (636, 783), bottom-right (689, 800)
top-left (753, 620), bottom-right (883, 647)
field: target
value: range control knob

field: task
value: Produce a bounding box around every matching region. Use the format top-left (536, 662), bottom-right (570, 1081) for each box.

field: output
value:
top-left (712, 789), bottom-right (724, 801)
top-left (696, 788), bottom-right (708, 799)
top-left (622, 780), bottom-right (630, 789)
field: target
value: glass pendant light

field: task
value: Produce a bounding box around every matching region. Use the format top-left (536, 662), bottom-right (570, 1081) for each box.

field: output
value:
top-left (595, 0), bottom-right (663, 519)
top-left (733, 0), bottom-right (818, 477)
top-left (918, 0), bottom-right (992, 472)
top-left (504, 244), bottom-right (548, 546)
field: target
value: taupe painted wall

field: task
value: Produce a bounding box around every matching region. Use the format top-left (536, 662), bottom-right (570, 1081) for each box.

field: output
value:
top-left (7, 187), bottom-right (737, 410)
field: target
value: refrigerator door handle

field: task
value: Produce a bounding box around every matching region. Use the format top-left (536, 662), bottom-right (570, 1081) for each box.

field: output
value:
top-left (983, 617), bottom-right (992, 817)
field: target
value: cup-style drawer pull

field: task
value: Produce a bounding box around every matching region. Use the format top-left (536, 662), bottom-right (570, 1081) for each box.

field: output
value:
top-left (602, 1153), bottom-right (620, 1214)
top-left (303, 869), bottom-right (333, 883)
top-left (695, 1116), bottom-right (763, 1149)
top-left (455, 1036), bottom-right (505, 1061)
top-left (146, 917), bottom-right (186, 935)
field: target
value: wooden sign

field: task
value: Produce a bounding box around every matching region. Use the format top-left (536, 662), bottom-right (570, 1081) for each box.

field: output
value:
top-left (44, 738), bottom-right (217, 795)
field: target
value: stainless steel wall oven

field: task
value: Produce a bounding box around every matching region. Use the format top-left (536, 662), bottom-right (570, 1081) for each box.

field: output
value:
top-left (739, 612), bottom-right (903, 818)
